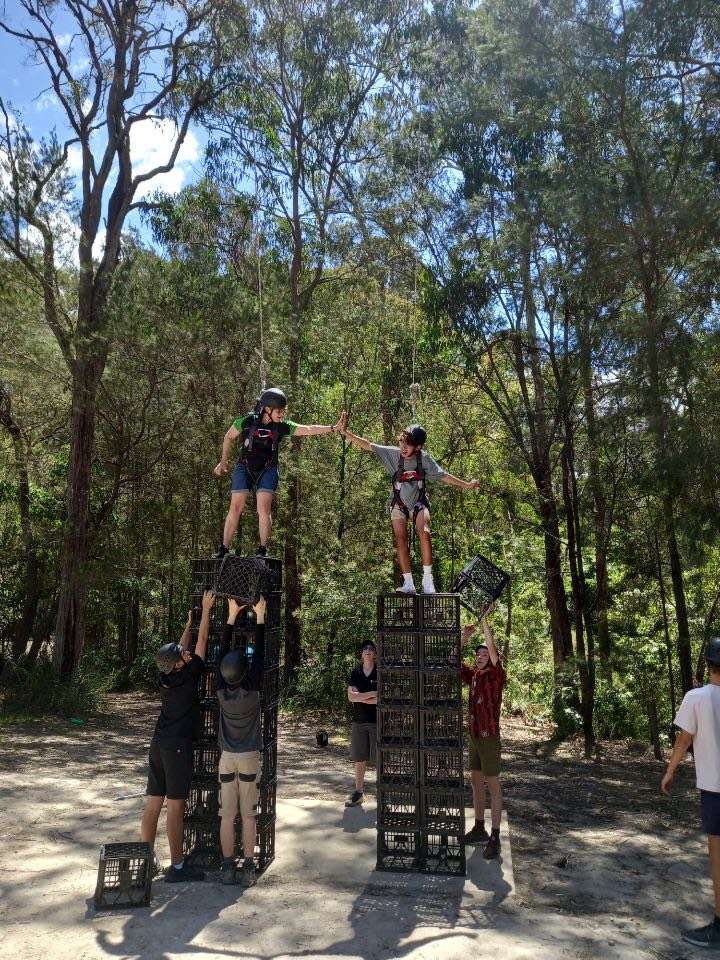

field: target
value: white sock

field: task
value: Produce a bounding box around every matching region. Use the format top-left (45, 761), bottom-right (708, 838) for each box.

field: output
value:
top-left (422, 566), bottom-right (433, 577)
top-left (402, 572), bottom-right (414, 587)
top-left (173, 861), bottom-right (184, 870)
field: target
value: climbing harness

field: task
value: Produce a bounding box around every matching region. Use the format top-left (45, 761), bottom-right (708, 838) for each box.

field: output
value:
top-left (390, 450), bottom-right (431, 522)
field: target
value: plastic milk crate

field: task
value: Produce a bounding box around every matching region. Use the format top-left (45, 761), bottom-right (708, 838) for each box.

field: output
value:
top-left (377, 631), bottom-right (420, 668)
top-left (420, 669), bottom-right (462, 707)
top-left (94, 842), bottom-right (153, 909)
top-left (377, 787), bottom-right (420, 830)
top-left (378, 706), bottom-right (419, 747)
top-left (378, 667), bottom-right (418, 706)
top-left (376, 829), bottom-right (421, 873)
top-left (377, 747), bottom-right (419, 789)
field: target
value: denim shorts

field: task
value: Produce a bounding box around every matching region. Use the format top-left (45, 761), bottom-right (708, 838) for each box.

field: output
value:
top-left (231, 463), bottom-right (279, 494)
top-left (700, 790), bottom-right (720, 835)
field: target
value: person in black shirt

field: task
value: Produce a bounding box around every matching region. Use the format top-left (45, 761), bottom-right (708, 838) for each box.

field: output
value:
top-left (214, 596), bottom-right (267, 886)
top-left (346, 641), bottom-right (378, 807)
top-left (140, 589), bottom-right (214, 883)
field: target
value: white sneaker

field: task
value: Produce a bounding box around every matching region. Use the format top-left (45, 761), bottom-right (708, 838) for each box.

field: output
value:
top-left (396, 582), bottom-right (417, 594)
top-left (422, 577), bottom-right (436, 594)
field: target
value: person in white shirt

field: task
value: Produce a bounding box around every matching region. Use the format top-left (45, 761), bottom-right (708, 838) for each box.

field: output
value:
top-left (662, 637), bottom-right (720, 950)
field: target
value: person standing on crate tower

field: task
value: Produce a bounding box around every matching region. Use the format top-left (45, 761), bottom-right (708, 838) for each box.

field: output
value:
top-left (346, 640), bottom-right (378, 807)
top-left (213, 388), bottom-right (347, 557)
top-left (459, 608), bottom-right (506, 860)
top-left (341, 422), bottom-right (481, 593)
top-left (140, 589), bottom-right (216, 883)
top-left (215, 596), bottom-right (267, 886)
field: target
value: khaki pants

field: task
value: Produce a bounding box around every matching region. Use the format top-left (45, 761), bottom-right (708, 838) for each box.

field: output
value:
top-left (218, 750), bottom-right (261, 819)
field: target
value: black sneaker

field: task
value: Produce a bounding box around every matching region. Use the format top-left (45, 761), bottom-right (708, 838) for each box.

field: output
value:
top-left (682, 921), bottom-right (720, 949)
top-left (239, 857), bottom-right (257, 887)
top-left (345, 790), bottom-right (364, 807)
top-left (220, 858), bottom-right (236, 886)
top-left (463, 823), bottom-right (490, 845)
top-left (483, 833), bottom-right (501, 860)
top-left (164, 861), bottom-right (205, 883)
top-left (255, 545), bottom-right (268, 557)
top-left (213, 543), bottom-right (230, 559)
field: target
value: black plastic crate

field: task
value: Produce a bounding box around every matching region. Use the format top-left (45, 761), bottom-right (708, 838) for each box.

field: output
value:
top-left (262, 557), bottom-right (283, 591)
top-left (187, 776), bottom-right (220, 818)
top-left (262, 707), bottom-right (278, 746)
top-left (377, 594), bottom-right (418, 631)
top-left (235, 812), bottom-right (276, 866)
top-left (199, 700), bottom-right (220, 741)
top-left (216, 555), bottom-right (268, 603)
top-left (190, 558), bottom-right (221, 597)
top-left (198, 666), bottom-right (218, 700)
top-left (183, 820), bottom-right (221, 869)
top-left (376, 829), bottom-right (420, 873)
top-left (263, 626), bottom-right (282, 668)
top-left (377, 747), bottom-right (418, 788)
top-left (378, 667), bottom-right (418, 706)
top-left (377, 787), bottom-right (420, 830)
top-left (260, 739), bottom-right (277, 785)
top-left (450, 555), bottom-right (510, 616)
top-left (190, 597), bottom-right (228, 635)
top-left (378, 707), bottom-right (419, 747)
top-left (420, 670), bottom-right (462, 707)
top-left (258, 779), bottom-right (277, 818)
top-left (421, 790), bottom-right (465, 832)
top-left (420, 707), bottom-right (463, 749)
top-left (265, 590), bottom-right (283, 630)
top-left (420, 631), bottom-right (461, 669)
top-left (418, 594), bottom-right (460, 631)
top-left (94, 842), bottom-right (152, 909)
top-left (420, 830), bottom-right (466, 877)
top-left (377, 631), bottom-right (419, 668)
top-left (192, 742), bottom-right (220, 776)
top-left (420, 747), bottom-right (464, 790)
top-left (261, 667), bottom-right (281, 707)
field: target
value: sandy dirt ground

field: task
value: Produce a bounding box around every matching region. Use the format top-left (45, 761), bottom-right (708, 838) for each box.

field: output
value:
top-left (0, 694), bottom-right (712, 960)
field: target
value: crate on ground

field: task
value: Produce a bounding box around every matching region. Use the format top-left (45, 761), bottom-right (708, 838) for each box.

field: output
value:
top-left (199, 699), bottom-right (219, 741)
top-left (260, 739), bottom-right (277, 785)
top-left (376, 829), bottom-right (420, 873)
top-left (418, 594), bottom-right (460, 631)
top-left (262, 706), bottom-right (278, 746)
top-left (378, 706), bottom-right (419, 747)
top-left (420, 707), bottom-right (463, 749)
top-left (190, 558), bottom-right (221, 597)
top-left (198, 665), bottom-right (218, 700)
top-left (261, 667), bottom-right (281, 707)
top-left (187, 775), bottom-right (220, 818)
top-left (420, 630), bottom-right (460, 669)
top-left (377, 747), bottom-right (418, 788)
top-left (377, 631), bottom-right (420, 668)
top-left (450, 554), bottom-right (510, 616)
top-left (377, 594), bottom-right (418, 631)
top-left (420, 747), bottom-right (464, 790)
top-left (192, 742), bottom-right (220, 776)
top-left (377, 787), bottom-right (420, 830)
top-left (215, 555), bottom-right (268, 603)
top-left (93, 842), bottom-right (152, 909)
top-left (421, 790), bottom-right (465, 832)
top-left (183, 820), bottom-right (221, 869)
top-left (420, 669), bottom-right (462, 707)
top-left (420, 830), bottom-right (466, 876)
top-left (378, 667), bottom-right (418, 706)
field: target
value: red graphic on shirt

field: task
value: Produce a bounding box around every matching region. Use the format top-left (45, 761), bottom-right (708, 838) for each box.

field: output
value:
top-left (460, 661), bottom-right (507, 738)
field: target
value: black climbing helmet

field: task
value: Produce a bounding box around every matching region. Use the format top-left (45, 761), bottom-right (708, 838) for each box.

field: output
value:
top-left (706, 637), bottom-right (720, 667)
top-left (220, 649), bottom-right (250, 687)
top-left (258, 387), bottom-right (287, 411)
top-left (156, 642), bottom-right (183, 674)
top-left (405, 424), bottom-right (427, 447)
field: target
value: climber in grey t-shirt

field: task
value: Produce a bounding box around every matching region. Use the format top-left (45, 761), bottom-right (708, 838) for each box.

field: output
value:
top-left (341, 422), bottom-right (480, 594)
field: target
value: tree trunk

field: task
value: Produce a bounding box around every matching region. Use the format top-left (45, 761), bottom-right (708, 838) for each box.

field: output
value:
top-left (664, 496), bottom-right (693, 694)
top-left (53, 355), bottom-right (104, 678)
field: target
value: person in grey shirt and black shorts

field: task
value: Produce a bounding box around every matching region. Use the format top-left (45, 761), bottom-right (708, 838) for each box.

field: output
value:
top-left (346, 641), bottom-right (378, 807)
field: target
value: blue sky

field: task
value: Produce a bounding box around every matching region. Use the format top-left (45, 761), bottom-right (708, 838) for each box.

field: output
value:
top-left (0, 1), bottom-right (208, 249)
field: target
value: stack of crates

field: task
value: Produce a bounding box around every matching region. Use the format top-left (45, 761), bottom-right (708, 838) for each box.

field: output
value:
top-left (182, 556), bottom-right (281, 874)
top-left (376, 593), bottom-right (466, 877)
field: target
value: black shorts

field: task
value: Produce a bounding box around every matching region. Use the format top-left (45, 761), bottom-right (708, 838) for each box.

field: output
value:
top-left (146, 739), bottom-right (193, 801)
top-left (701, 790), bottom-right (720, 836)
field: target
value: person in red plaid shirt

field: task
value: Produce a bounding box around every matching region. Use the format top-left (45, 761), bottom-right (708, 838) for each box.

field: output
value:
top-left (460, 610), bottom-right (506, 859)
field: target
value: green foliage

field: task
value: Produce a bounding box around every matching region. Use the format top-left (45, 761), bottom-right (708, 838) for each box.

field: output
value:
top-left (0, 656), bottom-right (106, 720)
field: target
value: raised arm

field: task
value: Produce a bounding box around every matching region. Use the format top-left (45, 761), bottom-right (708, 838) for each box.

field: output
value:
top-left (195, 590), bottom-right (216, 662)
top-left (342, 428), bottom-right (374, 453)
top-left (441, 471), bottom-right (481, 491)
top-left (481, 614), bottom-right (499, 666)
top-left (214, 424), bottom-right (241, 477)
top-left (179, 609), bottom-right (193, 651)
top-left (294, 411), bottom-right (347, 438)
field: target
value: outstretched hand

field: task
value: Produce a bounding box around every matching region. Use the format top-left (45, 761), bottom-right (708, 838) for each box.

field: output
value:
top-left (228, 598), bottom-right (244, 621)
top-left (335, 410), bottom-right (348, 434)
top-left (467, 479), bottom-right (481, 490)
top-left (201, 589), bottom-right (216, 611)
top-left (462, 624), bottom-right (477, 645)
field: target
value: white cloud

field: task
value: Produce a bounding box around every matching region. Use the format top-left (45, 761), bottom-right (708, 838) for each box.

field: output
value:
top-left (67, 144), bottom-right (82, 173)
top-left (35, 92), bottom-right (58, 112)
top-left (129, 117), bottom-right (199, 199)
